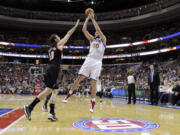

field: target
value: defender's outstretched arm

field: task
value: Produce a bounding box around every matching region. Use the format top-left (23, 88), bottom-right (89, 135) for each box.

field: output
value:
top-left (57, 19), bottom-right (80, 50)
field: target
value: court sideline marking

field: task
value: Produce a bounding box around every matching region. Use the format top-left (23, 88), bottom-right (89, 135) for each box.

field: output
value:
top-left (0, 116), bottom-right (25, 134)
top-left (0, 109), bottom-right (25, 134)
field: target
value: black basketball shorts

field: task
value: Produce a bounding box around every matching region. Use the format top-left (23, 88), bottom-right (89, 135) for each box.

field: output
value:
top-left (44, 64), bottom-right (60, 89)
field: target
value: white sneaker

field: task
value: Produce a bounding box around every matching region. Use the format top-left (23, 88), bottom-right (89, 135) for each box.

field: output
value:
top-left (90, 108), bottom-right (94, 113)
top-left (48, 113), bottom-right (58, 122)
top-left (42, 105), bottom-right (48, 112)
top-left (62, 99), bottom-right (68, 103)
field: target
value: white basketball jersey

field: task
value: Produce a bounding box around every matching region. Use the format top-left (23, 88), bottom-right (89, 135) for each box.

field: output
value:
top-left (87, 38), bottom-right (106, 61)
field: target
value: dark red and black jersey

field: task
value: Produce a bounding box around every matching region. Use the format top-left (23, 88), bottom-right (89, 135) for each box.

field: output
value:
top-left (48, 43), bottom-right (62, 66)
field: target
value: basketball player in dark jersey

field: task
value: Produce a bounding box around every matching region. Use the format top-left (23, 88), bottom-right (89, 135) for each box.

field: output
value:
top-left (42, 72), bottom-right (63, 112)
top-left (24, 19), bottom-right (79, 122)
top-left (42, 83), bottom-right (59, 112)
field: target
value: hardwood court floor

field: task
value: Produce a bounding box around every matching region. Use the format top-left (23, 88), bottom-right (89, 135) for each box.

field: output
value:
top-left (0, 95), bottom-right (180, 135)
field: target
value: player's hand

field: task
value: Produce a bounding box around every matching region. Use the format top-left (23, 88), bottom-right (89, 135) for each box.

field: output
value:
top-left (75, 19), bottom-right (80, 27)
top-left (175, 92), bottom-right (178, 96)
top-left (89, 12), bottom-right (95, 20)
top-left (87, 14), bottom-right (91, 20)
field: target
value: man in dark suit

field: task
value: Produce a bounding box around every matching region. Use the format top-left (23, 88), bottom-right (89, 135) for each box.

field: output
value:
top-left (148, 64), bottom-right (160, 105)
top-left (171, 80), bottom-right (180, 105)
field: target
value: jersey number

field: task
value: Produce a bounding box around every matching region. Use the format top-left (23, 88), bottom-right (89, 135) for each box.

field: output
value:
top-left (48, 49), bottom-right (55, 61)
top-left (93, 43), bottom-right (99, 48)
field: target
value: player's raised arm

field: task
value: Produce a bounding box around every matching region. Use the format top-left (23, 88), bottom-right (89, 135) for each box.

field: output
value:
top-left (57, 19), bottom-right (80, 51)
top-left (89, 12), bottom-right (106, 44)
top-left (82, 17), bottom-right (94, 42)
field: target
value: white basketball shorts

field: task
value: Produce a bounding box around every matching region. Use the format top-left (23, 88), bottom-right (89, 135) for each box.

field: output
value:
top-left (78, 57), bottom-right (102, 81)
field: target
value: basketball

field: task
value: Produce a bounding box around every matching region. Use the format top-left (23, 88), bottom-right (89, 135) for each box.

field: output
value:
top-left (85, 8), bottom-right (94, 16)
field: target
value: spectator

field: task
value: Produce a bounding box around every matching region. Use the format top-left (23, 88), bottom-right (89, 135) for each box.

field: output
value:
top-left (171, 80), bottom-right (180, 105)
top-left (148, 64), bottom-right (160, 105)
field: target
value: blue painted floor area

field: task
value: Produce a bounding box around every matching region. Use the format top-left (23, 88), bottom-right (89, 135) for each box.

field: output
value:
top-left (111, 98), bottom-right (180, 110)
top-left (0, 108), bottom-right (13, 116)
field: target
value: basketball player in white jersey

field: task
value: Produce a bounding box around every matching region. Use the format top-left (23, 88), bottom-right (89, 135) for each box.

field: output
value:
top-left (63, 11), bottom-right (106, 113)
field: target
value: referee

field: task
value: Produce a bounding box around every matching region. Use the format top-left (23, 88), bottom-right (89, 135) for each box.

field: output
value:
top-left (127, 71), bottom-right (136, 104)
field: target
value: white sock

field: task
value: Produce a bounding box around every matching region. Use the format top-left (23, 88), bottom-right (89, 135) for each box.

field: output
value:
top-left (69, 90), bottom-right (73, 95)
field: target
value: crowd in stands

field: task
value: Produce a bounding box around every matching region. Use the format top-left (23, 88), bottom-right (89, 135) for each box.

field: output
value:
top-left (0, 63), bottom-right (45, 94)
top-left (0, 21), bottom-right (180, 57)
top-left (0, 58), bottom-right (180, 105)
top-left (0, 0), bottom-right (178, 21)
top-left (1, 21), bottom-right (180, 45)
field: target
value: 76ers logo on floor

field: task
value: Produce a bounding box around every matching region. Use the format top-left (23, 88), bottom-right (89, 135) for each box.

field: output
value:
top-left (73, 118), bottom-right (159, 133)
